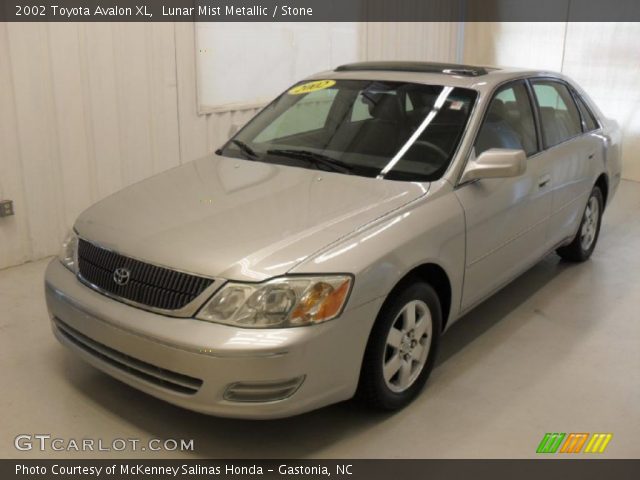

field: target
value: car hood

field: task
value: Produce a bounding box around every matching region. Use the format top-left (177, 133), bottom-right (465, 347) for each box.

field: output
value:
top-left (75, 154), bottom-right (428, 281)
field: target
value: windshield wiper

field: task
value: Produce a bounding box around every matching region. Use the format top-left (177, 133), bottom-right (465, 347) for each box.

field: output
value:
top-left (266, 149), bottom-right (353, 174)
top-left (230, 139), bottom-right (259, 160)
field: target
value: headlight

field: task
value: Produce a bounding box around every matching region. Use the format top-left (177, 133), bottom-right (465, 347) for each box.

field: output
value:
top-left (196, 275), bottom-right (352, 328)
top-left (58, 230), bottom-right (79, 273)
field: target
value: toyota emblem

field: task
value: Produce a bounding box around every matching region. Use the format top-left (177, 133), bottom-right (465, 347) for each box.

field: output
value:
top-left (113, 267), bottom-right (131, 286)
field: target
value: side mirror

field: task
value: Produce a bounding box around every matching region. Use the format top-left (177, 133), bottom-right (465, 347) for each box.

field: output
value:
top-left (460, 148), bottom-right (526, 183)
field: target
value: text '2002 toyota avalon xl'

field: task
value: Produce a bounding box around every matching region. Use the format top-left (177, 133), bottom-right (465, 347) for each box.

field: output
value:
top-left (45, 62), bottom-right (622, 419)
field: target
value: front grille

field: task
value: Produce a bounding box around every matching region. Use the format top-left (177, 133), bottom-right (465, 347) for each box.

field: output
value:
top-left (77, 239), bottom-right (213, 311)
top-left (54, 317), bottom-right (202, 395)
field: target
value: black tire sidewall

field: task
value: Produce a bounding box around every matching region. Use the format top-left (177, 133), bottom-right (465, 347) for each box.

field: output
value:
top-left (578, 187), bottom-right (604, 258)
top-left (360, 281), bottom-right (442, 410)
top-left (556, 186), bottom-right (604, 262)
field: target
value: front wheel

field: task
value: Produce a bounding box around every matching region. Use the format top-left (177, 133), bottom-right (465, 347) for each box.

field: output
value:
top-left (358, 281), bottom-right (442, 410)
top-left (556, 186), bottom-right (603, 262)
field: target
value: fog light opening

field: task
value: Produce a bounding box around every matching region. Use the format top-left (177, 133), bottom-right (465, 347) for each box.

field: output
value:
top-left (224, 376), bottom-right (305, 402)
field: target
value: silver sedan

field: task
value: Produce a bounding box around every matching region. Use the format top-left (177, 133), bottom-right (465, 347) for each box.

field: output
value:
top-left (45, 62), bottom-right (622, 418)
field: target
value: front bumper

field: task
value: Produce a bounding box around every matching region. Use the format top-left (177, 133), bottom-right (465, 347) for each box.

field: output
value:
top-left (44, 259), bottom-right (382, 419)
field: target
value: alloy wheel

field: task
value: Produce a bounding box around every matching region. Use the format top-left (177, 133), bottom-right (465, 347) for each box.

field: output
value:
top-left (580, 196), bottom-right (600, 251)
top-left (382, 300), bottom-right (433, 393)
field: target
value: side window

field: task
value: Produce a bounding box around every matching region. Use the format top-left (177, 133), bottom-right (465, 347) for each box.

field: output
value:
top-left (574, 94), bottom-right (599, 132)
top-left (531, 81), bottom-right (582, 148)
top-left (405, 95), bottom-right (414, 112)
top-left (350, 93), bottom-right (373, 122)
top-left (475, 81), bottom-right (538, 157)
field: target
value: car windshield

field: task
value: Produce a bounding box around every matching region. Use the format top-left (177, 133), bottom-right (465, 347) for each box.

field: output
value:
top-left (218, 79), bottom-right (477, 182)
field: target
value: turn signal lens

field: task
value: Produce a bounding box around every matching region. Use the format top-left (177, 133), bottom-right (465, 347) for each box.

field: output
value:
top-left (196, 276), bottom-right (352, 328)
top-left (290, 279), bottom-right (351, 325)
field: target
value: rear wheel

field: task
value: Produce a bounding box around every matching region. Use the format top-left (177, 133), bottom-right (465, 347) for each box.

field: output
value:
top-left (358, 281), bottom-right (441, 410)
top-left (556, 186), bottom-right (603, 262)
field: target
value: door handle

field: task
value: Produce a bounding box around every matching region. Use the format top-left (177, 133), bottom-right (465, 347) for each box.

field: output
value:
top-left (538, 174), bottom-right (551, 188)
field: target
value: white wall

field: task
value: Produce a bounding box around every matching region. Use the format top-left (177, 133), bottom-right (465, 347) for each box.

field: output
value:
top-left (196, 22), bottom-right (359, 111)
top-left (0, 22), bottom-right (261, 269)
top-left (362, 22), bottom-right (461, 62)
top-left (464, 22), bottom-right (640, 182)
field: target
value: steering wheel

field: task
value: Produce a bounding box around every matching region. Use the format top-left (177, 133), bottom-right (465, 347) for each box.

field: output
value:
top-left (411, 140), bottom-right (449, 161)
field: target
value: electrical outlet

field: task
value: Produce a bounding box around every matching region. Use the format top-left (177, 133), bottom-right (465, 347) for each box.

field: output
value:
top-left (0, 200), bottom-right (14, 217)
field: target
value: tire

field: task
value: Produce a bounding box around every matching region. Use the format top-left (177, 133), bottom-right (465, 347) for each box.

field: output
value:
top-left (358, 281), bottom-right (442, 410)
top-left (556, 186), bottom-right (604, 262)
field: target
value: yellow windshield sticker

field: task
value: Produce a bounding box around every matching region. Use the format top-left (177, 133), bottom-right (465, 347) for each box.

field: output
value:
top-left (288, 80), bottom-right (336, 95)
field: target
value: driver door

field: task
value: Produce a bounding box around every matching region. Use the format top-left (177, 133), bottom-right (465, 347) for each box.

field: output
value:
top-left (455, 80), bottom-right (554, 310)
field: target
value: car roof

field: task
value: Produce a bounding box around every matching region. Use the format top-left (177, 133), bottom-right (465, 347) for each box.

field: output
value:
top-left (335, 61), bottom-right (496, 77)
top-left (306, 61), bottom-right (565, 93)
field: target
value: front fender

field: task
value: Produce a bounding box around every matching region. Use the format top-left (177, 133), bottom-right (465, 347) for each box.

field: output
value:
top-left (290, 182), bottom-right (466, 327)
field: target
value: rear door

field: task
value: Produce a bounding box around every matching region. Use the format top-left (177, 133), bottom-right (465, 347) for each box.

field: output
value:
top-left (455, 80), bottom-right (554, 310)
top-left (529, 79), bottom-right (598, 247)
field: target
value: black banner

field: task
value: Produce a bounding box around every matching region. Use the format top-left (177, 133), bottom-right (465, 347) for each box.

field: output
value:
top-left (2, 0), bottom-right (640, 22)
top-left (3, 459), bottom-right (640, 480)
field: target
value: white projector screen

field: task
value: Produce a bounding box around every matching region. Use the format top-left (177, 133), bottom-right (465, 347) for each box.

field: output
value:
top-left (195, 22), bottom-right (360, 112)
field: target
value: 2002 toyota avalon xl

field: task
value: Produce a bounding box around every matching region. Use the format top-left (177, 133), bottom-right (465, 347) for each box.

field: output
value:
top-left (45, 62), bottom-right (622, 419)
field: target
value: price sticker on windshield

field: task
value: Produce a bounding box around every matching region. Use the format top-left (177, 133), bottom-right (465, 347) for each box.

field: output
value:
top-left (288, 80), bottom-right (336, 95)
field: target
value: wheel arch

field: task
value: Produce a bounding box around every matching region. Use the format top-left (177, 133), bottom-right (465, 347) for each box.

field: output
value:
top-left (595, 173), bottom-right (609, 209)
top-left (384, 262), bottom-right (453, 331)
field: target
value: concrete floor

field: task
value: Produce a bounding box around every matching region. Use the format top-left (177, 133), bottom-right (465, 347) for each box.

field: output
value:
top-left (1, 180), bottom-right (639, 459)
